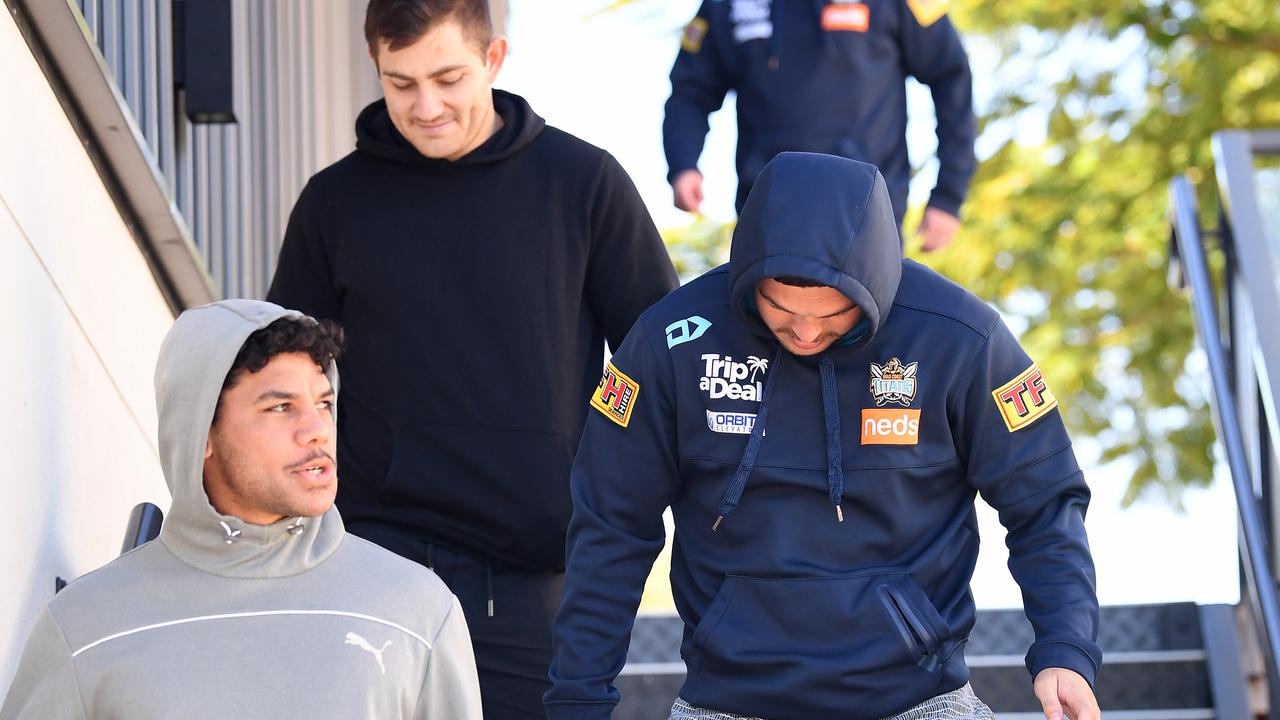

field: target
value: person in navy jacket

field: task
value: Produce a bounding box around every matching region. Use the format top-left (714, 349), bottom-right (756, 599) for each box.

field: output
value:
top-left (664, 0), bottom-right (976, 251)
top-left (546, 153), bottom-right (1101, 720)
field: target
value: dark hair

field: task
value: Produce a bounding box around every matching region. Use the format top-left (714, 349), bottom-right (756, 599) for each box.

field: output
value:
top-left (364, 0), bottom-right (492, 55)
top-left (773, 275), bottom-right (826, 288)
top-left (213, 317), bottom-right (346, 423)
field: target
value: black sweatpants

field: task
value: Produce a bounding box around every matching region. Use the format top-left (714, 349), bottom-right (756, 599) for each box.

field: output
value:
top-left (347, 523), bottom-right (564, 720)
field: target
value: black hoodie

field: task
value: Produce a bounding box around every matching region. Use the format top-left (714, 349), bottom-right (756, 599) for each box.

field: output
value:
top-left (548, 153), bottom-right (1099, 719)
top-left (267, 90), bottom-right (678, 572)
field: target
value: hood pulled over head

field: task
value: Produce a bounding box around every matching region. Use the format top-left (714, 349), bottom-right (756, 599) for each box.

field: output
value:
top-left (729, 152), bottom-right (902, 346)
top-left (153, 299), bottom-right (344, 577)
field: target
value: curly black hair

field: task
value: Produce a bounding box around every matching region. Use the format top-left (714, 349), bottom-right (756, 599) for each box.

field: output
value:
top-left (213, 316), bottom-right (346, 423)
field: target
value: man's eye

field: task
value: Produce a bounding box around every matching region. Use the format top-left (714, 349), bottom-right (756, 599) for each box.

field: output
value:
top-left (392, 82), bottom-right (412, 91)
top-left (268, 403), bottom-right (290, 413)
top-left (318, 400), bottom-right (334, 412)
top-left (439, 75), bottom-right (462, 86)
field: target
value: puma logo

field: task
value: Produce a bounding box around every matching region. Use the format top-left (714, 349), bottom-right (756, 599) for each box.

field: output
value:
top-left (345, 631), bottom-right (391, 674)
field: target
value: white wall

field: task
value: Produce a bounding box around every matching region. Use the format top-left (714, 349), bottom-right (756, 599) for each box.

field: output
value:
top-left (0, 8), bottom-right (174, 699)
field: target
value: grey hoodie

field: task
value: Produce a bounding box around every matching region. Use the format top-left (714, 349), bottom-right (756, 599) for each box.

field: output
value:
top-left (0, 300), bottom-right (482, 719)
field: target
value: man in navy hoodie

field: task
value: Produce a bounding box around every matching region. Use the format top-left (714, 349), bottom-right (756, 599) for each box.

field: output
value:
top-left (546, 153), bottom-right (1100, 720)
top-left (664, 0), bottom-right (976, 251)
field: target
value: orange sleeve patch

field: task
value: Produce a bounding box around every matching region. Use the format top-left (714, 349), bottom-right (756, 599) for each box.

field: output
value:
top-left (681, 17), bottom-right (709, 53)
top-left (590, 362), bottom-right (640, 428)
top-left (991, 363), bottom-right (1058, 432)
top-left (906, 0), bottom-right (948, 27)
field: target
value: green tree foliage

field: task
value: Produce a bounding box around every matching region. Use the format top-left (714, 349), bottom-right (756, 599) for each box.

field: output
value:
top-left (659, 0), bottom-right (1280, 503)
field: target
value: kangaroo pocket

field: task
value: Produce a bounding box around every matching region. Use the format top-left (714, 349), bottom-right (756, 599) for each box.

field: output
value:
top-left (381, 423), bottom-right (573, 561)
top-left (686, 573), bottom-right (956, 719)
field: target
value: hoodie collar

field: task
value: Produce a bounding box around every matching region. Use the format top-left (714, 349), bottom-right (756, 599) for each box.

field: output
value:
top-left (355, 89), bottom-right (546, 166)
top-left (154, 300), bottom-right (345, 579)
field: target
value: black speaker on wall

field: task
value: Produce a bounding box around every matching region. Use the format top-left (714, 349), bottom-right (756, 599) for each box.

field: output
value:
top-left (172, 0), bottom-right (237, 124)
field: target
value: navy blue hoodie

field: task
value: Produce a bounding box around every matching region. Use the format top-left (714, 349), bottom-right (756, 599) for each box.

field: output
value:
top-left (546, 153), bottom-right (1099, 720)
top-left (664, 0), bottom-right (977, 222)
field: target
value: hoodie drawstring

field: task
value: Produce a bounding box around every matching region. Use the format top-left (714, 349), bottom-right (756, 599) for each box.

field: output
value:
top-left (767, 0), bottom-right (782, 70)
top-left (713, 349), bottom-right (848, 530)
top-left (486, 566), bottom-right (495, 617)
top-left (714, 347), bottom-right (784, 530)
top-left (819, 358), bottom-right (845, 522)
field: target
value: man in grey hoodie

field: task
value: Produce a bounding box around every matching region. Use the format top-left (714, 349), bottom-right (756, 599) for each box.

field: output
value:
top-left (0, 299), bottom-right (482, 719)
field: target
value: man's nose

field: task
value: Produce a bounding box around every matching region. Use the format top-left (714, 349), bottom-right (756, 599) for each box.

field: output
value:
top-left (415, 86), bottom-right (444, 119)
top-left (793, 318), bottom-right (822, 343)
top-left (297, 405), bottom-right (332, 446)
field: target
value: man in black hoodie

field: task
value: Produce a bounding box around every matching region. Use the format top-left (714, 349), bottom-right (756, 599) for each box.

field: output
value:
top-left (267, 1), bottom-right (678, 717)
top-left (547, 153), bottom-right (1100, 720)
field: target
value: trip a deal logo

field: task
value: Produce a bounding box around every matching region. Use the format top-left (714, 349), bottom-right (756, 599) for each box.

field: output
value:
top-left (699, 354), bottom-right (768, 401)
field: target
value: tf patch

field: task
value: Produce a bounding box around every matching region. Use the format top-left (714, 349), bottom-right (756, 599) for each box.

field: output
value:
top-left (992, 363), bottom-right (1058, 432)
top-left (681, 17), bottom-right (709, 53)
top-left (906, 0), bottom-right (948, 26)
top-left (591, 362), bottom-right (639, 427)
top-left (821, 2), bottom-right (869, 32)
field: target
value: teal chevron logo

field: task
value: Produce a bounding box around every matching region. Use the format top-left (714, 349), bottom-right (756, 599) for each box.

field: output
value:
top-left (665, 315), bottom-right (711, 349)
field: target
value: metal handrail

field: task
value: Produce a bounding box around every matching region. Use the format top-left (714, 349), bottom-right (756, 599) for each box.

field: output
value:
top-left (1169, 174), bottom-right (1280, 671)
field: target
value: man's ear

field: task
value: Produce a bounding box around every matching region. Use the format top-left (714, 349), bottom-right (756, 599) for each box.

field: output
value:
top-left (484, 35), bottom-right (508, 81)
top-left (204, 435), bottom-right (214, 460)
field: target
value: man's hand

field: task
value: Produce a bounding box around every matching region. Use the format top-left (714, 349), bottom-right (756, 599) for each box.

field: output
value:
top-left (673, 169), bottom-right (704, 214)
top-left (1033, 667), bottom-right (1100, 720)
top-left (915, 206), bottom-right (960, 252)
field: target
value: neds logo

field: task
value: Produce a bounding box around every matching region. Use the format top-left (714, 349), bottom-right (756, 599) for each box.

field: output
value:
top-left (860, 409), bottom-right (921, 445)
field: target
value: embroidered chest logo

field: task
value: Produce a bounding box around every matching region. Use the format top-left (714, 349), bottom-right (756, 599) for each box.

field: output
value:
top-left (666, 315), bottom-right (712, 349)
top-left (731, 0), bottom-right (773, 42)
top-left (591, 362), bottom-right (639, 427)
top-left (700, 354), bottom-right (768, 401)
top-left (345, 632), bottom-right (391, 675)
top-left (869, 358), bottom-right (918, 407)
top-left (992, 363), bottom-right (1058, 432)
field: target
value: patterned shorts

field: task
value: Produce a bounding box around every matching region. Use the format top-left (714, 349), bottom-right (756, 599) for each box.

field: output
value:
top-left (668, 683), bottom-right (996, 720)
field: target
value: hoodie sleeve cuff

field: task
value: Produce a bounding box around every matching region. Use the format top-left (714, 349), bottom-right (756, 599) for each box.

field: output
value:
top-left (1025, 640), bottom-right (1101, 689)
top-left (545, 702), bottom-right (617, 720)
top-left (926, 193), bottom-right (964, 220)
top-left (667, 164), bottom-right (700, 186)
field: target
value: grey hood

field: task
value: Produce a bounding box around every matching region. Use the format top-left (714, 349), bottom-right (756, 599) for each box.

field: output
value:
top-left (153, 299), bottom-right (344, 578)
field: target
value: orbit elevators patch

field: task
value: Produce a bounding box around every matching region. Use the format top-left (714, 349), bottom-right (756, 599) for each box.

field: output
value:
top-left (591, 362), bottom-right (639, 427)
top-left (992, 363), bottom-right (1058, 432)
